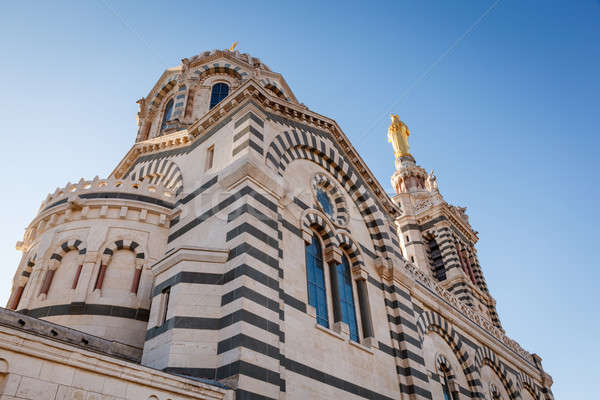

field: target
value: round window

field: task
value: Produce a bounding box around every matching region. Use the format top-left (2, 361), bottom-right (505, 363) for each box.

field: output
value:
top-left (316, 189), bottom-right (333, 216)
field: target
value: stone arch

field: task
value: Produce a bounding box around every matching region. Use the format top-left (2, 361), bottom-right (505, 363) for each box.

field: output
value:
top-left (416, 310), bottom-right (480, 395)
top-left (335, 231), bottom-right (364, 269)
top-left (300, 210), bottom-right (340, 252)
top-left (311, 172), bottom-right (348, 226)
top-left (14, 251), bottom-right (37, 288)
top-left (7, 252), bottom-right (36, 309)
top-left (48, 239), bottom-right (87, 270)
top-left (150, 78), bottom-right (178, 110)
top-left (95, 239), bottom-right (146, 293)
top-left (194, 63), bottom-right (246, 83)
top-left (126, 158), bottom-right (184, 195)
top-left (38, 239), bottom-right (87, 297)
top-left (260, 78), bottom-right (290, 101)
top-left (474, 346), bottom-right (519, 399)
top-left (101, 239), bottom-right (145, 267)
top-left (266, 129), bottom-right (401, 263)
top-left (520, 372), bottom-right (544, 400)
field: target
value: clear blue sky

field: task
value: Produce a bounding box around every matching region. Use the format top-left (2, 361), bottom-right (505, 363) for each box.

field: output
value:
top-left (0, 1), bottom-right (597, 398)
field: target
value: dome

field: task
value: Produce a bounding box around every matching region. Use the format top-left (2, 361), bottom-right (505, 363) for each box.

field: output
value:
top-left (135, 49), bottom-right (298, 142)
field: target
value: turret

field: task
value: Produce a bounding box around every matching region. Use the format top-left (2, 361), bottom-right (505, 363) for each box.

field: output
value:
top-left (8, 177), bottom-right (176, 348)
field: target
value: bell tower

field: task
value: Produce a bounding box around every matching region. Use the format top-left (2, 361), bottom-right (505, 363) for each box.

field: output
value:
top-left (389, 116), bottom-right (503, 329)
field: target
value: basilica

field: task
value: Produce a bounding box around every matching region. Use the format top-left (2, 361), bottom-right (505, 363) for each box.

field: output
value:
top-left (1, 48), bottom-right (554, 400)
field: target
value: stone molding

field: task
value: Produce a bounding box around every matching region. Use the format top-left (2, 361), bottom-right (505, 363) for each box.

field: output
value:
top-left (151, 246), bottom-right (230, 276)
top-left (110, 79), bottom-right (400, 218)
top-left (400, 261), bottom-right (536, 366)
top-left (0, 310), bottom-right (232, 399)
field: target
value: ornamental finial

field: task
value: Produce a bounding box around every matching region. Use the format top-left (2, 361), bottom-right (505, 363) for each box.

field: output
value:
top-left (387, 114), bottom-right (411, 161)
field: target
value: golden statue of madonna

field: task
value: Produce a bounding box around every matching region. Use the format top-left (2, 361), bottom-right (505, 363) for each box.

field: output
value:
top-left (388, 114), bottom-right (411, 160)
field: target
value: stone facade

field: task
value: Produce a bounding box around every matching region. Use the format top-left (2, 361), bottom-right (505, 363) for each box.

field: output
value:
top-left (4, 49), bottom-right (553, 400)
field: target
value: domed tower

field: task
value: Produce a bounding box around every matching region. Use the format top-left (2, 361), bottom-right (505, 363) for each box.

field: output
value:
top-left (133, 49), bottom-right (297, 144)
top-left (8, 177), bottom-right (175, 348)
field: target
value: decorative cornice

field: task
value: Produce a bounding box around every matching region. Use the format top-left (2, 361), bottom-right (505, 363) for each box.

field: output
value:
top-left (440, 204), bottom-right (479, 244)
top-left (111, 79), bottom-right (401, 218)
top-left (400, 261), bottom-right (535, 366)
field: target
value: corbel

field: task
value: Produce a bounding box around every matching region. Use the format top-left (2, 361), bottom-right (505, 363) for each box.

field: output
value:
top-left (67, 195), bottom-right (84, 211)
top-left (351, 265), bottom-right (369, 281)
top-left (138, 209), bottom-right (148, 222)
top-left (301, 226), bottom-right (313, 245)
top-left (323, 246), bottom-right (342, 265)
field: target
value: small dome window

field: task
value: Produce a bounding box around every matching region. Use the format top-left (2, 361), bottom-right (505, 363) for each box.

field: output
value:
top-left (161, 98), bottom-right (174, 130)
top-left (316, 189), bottom-right (333, 216)
top-left (210, 83), bottom-right (229, 109)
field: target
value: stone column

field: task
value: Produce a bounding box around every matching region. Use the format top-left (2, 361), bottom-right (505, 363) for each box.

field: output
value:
top-left (7, 285), bottom-right (24, 310)
top-left (355, 274), bottom-right (374, 339)
top-left (325, 247), bottom-right (343, 328)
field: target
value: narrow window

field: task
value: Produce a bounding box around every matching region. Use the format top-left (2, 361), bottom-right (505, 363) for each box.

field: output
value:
top-left (161, 98), bottom-right (174, 130)
top-left (160, 287), bottom-right (170, 326)
top-left (427, 238), bottom-right (446, 281)
top-left (206, 145), bottom-right (215, 171)
top-left (316, 189), bottom-right (333, 216)
top-left (442, 373), bottom-right (452, 400)
top-left (209, 83), bottom-right (229, 109)
top-left (305, 233), bottom-right (329, 327)
top-left (335, 254), bottom-right (359, 341)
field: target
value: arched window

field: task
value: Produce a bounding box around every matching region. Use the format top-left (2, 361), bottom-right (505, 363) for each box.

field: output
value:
top-left (209, 83), bottom-right (229, 109)
top-left (335, 254), bottom-right (359, 341)
top-left (305, 233), bottom-right (329, 327)
top-left (161, 98), bottom-right (174, 130)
